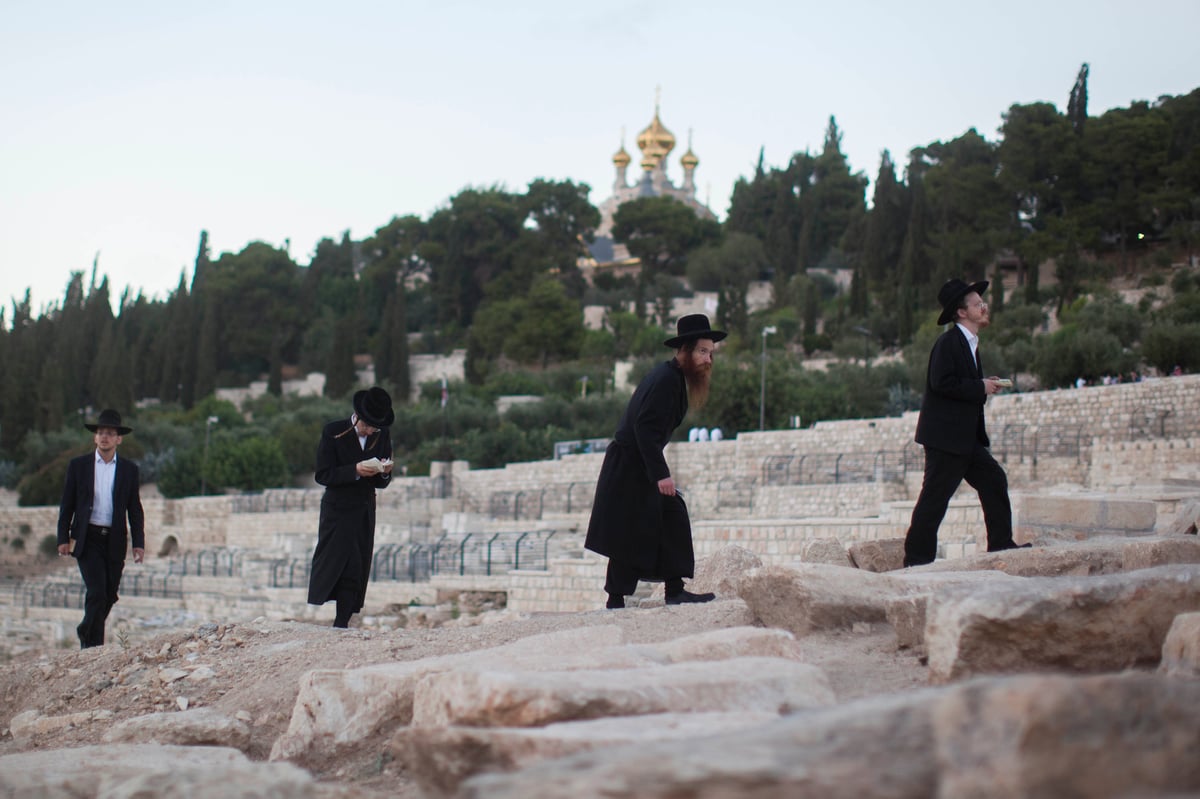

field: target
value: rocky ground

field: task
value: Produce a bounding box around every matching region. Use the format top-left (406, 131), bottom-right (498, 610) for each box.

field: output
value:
top-left (3, 536), bottom-right (1199, 798)
top-left (0, 595), bottom-right (924, 797)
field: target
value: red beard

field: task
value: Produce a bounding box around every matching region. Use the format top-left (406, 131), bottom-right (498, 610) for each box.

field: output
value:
top-left (681, 353), bottom-right (712, 410)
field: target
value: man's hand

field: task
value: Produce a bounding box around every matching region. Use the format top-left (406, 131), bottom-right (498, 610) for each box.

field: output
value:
top-left (657, 477), bottom-right (676, 496)
top-left (57, 543), bottom-right (69, 557)
top-left (983, 377), bottom-right (1004, 395)
top-left (133, 548), bottom-right (145, 564)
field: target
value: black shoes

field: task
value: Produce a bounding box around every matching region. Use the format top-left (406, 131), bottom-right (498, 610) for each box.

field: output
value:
top-left (605, 594), bottom-right (625, 610)
top-left (989, 541), bottom-right (1033, 553)
top-left (665, 589), bottom-right (716, 605)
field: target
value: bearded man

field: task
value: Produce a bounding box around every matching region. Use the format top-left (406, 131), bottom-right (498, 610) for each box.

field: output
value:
top-left (584, 314), bottom-right (724, 609)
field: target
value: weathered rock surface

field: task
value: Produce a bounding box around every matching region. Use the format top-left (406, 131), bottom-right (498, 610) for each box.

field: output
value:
top-left (738, 562), bottom-right (909, 636)
top-left (926, 564), bottom-right (1200, 682)
top-left (800, 537), bottom-right (853, 566)
top-left (270, 623), bottom-right (797, 765)
top-left (9, 708), bottom-right (114, 742)
top-left (101, 707), bottom-right (252, 751)
top-left (885, 570), bottom-right (1024, 653)
top-left (0, 744), bottom-right (332, 798)
top-left (457, 673), bottom-right (1200, 799)
top-left (847, 538), bottom-right (906, 572)
top-left (911, 536), bottom-right (1200, 578)
top-left (689, 544), bottom-right (763, 597)
top-left (1161, 497), bottom-right (1200, 536)
top-left (411, 656), bottom-right (835, 728)
top-left (1160, 611), bottom-right (1200, 677)
top-left (392, 711), bottom-right (780, 798)
top-left (270, 625), bottom-right (629, 763)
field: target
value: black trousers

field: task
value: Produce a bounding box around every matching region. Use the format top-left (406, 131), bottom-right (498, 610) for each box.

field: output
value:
top-left (76, 526), bottom-right (125, 648)
top-left (605, 558), bottom-right (684, 598)
top-left (904, 444), bottom-right (1013, 567)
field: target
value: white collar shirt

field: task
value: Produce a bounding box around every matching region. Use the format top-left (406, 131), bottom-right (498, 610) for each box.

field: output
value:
top-left (90, 451), bottom-right (117, 526)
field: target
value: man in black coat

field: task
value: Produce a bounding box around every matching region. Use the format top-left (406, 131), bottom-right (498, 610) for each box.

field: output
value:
top-left (585, 314), bottom-right (725, 609)
top-left (57, 409), bottom-right (145, 649)
top-left (307, 387), bottom-right (395, 627)
top-left (903, 279), bottom-right (1028, 567)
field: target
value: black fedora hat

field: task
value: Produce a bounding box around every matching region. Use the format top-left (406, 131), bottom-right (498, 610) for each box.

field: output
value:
top-left (353, 386), bottom-right (394, 428)
top-left (664, 314), bottom-right (727, 348)
top-left (84, 409), bottom-right (133, 435)
top-left (936, 278), bottom-right (989, 325)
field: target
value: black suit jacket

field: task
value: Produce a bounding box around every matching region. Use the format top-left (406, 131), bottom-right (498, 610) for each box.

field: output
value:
top-left (914, 326), bottom-right (990, 455)
top-left (57, 453), bottom-right (145, 557)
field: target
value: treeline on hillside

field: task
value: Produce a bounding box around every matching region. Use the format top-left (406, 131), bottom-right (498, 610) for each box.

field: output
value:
top-left (1, 67), bottom-right (1198, 500)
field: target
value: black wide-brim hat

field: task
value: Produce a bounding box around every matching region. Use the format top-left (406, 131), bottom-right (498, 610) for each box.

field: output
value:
top-left (936, 279), bottom-right (989, 325)
top-left (353, 386), bottom-right (395, 428)
top-left (84, 409), bottom-right (133, 435)
top-left (664, 314), bottom-right (728, 348)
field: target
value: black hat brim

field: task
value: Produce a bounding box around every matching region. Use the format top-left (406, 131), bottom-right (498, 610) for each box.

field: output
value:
top-left (664, 329), bottom-right (728, 348)
top-left (85, 423), bottom-right (133, 435)
top-left (937, 280), bottom-right (989, 325)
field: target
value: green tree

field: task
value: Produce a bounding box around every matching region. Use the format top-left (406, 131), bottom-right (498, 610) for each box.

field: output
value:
top-left (862, 150), bottom-right (908, 284)
top-left (686, 232), bottom-right (767, 338)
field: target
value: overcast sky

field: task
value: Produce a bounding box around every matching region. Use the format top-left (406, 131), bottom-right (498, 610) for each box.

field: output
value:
top-left (2, 0), bottom-right (1197, 315)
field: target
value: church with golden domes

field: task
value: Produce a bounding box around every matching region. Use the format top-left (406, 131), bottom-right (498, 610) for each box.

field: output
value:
top-left (585, 96), bottom-right (716, 269)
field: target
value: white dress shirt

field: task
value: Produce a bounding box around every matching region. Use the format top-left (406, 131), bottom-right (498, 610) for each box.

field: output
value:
top-left (90, 451), bottom-right (117, 526)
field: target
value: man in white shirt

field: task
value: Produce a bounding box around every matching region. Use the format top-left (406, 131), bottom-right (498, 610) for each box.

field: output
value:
top-left (57, 410), bottom-right (145, 648)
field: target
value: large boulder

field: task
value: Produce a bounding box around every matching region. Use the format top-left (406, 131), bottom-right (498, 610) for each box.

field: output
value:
top-left (800, 538), bottom-right (853, 567)
top-left (847, 538), bottom-right (906, 572)
top-left (410, 656), bottom-right (835, 728)
top-left (926, 564), bottom-right (1200, 682)
top-left (270, 625), bottom-right (630, 763)
top-left (392, 711), bottom-right (780, 798)
top-left (885, 570), bottom-right (1025, 653)
top-left (690, 545), bottom-right (763, 598)
top-left (738, 563), bottom-right (910, 636)
top-left (456, 673), bottom-right (1200, 799)
top-left (0, 744), bottom-right (328, 798)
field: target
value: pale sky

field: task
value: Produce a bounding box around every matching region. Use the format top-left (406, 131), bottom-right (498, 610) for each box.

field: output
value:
top-left (2, 0), bottom-right (1197, 316)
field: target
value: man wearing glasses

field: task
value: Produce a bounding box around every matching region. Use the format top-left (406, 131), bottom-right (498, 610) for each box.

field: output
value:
top-left (903, 279), bottom-right (1029, 567)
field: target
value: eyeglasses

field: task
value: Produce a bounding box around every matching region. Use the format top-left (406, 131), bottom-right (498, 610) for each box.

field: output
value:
top-left (966, 302), bottom-right (989, 310)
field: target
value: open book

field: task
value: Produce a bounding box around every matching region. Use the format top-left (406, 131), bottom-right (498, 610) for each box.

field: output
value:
top-left (360, 457), bottom-right (393, 474)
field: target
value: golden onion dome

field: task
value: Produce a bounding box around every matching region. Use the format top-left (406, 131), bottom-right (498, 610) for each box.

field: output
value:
top-left (681, 148), bottom-right (699, 169)
top-left (636, 106), bottom-right (676, 162)
top-left (613, 144), bottom-right (631, 168)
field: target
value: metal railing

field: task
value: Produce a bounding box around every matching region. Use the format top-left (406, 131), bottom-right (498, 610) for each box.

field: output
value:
top-left (168, 547), bottom-right (243, 577)
top-left (715, 478), bottom-right (755, 509)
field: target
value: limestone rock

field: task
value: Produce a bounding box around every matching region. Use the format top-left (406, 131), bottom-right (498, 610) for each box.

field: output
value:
top-left (1123, 536), bottom-right (1200, 570)
top-left (392, 711), bottom-right (780, 798)
top-left (926, 564), bottom-right (1200, 682)
top-left (411, 657), bottom-right (834, 728)
top-left (1160, 611), bottom-right (1200, 677)
top-left (0, 744), bottom-right (328, 798)
top-left (102, 707), bottom-right (252, 751)
top-left (913, 537), bottom-right (1125, 577)
top-left (457, 673), bottom-right (1200, 799)
top-left (630, 626), bottom-right (802, 664)
top-left (1162, 498), bottom-right (1200, 536)
top-left (689, 544), bottom-right (763, 597)
top-left (933, 673), bottom-right (1200, 798)
top-left (886, 570), bottom-right (1024, 653)
top-left (9, 708), bottom-right (111, 742)
top-left (847, 538), bottom-right (906, 572)
top-left (738, 563), bottom-right (910, 636)
top-left (270, 625), bottom-right (631, 763)
top-left (799, 538), bottom-right (853, 567)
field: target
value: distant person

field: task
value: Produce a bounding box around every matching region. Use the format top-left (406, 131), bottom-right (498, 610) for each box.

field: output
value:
top-left (586, 314), bottom-right (724, 608)
top-left (688, 427), bottom-right (700, 442)
top-left (307, 387), bottom-right (395, 628)
top-left (56, 410), bottom-right (145, 649)
top-left (903, 280), bottom-right (1029, 567)
top-left (710, 427), bottom-right (724, 441)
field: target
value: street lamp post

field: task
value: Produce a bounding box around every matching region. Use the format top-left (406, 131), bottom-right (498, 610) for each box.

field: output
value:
top-left (759, 325), bottom-right (777, 431)
top-left (201, 415), bottom-right (218, 496)
top-left (853, 325), bottom-right (872, 370)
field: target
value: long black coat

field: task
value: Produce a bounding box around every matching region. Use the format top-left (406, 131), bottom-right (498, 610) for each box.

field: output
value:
top-left (914, 325), bottom-right (990, 454)
top-left (57, 453), bottom-right (145, 558)
top-left (307, 419), bottom-right (392, 611)
top-left (585, 358), bottom-right (694, 578)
